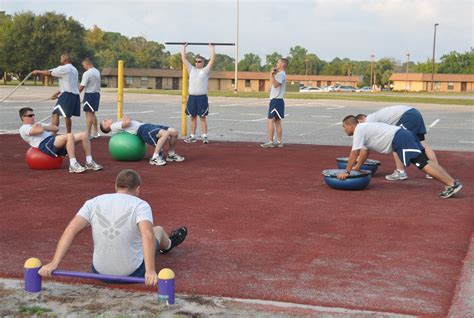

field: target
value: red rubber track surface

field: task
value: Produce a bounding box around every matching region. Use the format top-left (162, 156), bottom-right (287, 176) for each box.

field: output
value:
top-left (0, 135), bottom-right (472, 316)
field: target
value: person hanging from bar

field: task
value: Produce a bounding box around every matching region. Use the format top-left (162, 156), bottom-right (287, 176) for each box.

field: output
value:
top-left (182, 43), bottom-right (215, 144)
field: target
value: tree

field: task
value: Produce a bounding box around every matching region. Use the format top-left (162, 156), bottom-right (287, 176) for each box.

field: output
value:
top-left (286, 45), bottom-right (308, 74)
top-left (213, 54), bottom-right (235, 71)
top-left (413, 58), bottom-right (438, 73)
top-left (264, 52), bottom-right (282, 71)
top-left (238, 53), bottom-right (262, 71)
top-left (438, 49), bottom-right (474, 74)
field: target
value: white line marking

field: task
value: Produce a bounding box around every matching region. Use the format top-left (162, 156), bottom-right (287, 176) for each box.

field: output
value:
top-left (311, 115), bottom-right (332, 118)
top-left (229, 131), bottom-right (266, 135)
top-left (326, 105), bottom-right (345, 110)
top-left (428, 119), bottom-right (440, 128)
top-left (459, 141), bottom-right (474, 144)
top-left (299, 122), bottom-right (342, 136)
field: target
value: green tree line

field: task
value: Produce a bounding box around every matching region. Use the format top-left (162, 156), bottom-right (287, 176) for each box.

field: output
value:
top-left (1, 11), bottom-right (472, 87)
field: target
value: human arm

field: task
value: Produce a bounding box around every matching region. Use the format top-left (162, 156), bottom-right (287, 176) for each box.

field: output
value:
top-left (181, 43), bottom-right (189, 66)
top-left (79, 85), bottom-right (85, 93)
top-left (337, 149), bottom-right (360, 180)
top-left (32, 70), bottom-right (51, 76)
top-left (38, 215), bottom-right (89, 277)
top-left (207, 43), bottom-right (216, 70)
top-left (121, 116), bottom-right (131, 128)
top-left (353, 149), bottom-right (370, 171)
top-left (138, 220), bottom-right (158, 287)
top-left (270, 69), bottom-right (283, 88)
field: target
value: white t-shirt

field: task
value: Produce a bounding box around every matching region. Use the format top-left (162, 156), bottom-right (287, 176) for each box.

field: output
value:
top-left (49, 64), bottom-right (80, 94)
top-left (269, 71), bottom-right (286, 100)
top-left (77, 193), bottom-right (154, 276)
top-left (186, 61), bottom-right (210, 95)
top-left (80, 67), bottom-right (101, 93)
top-left (366, 105), bottom-right (412, 125)
top-left (19, 124), bottom-right (52, 147)
top-left (110, 120), bottom-right (144, 135)
top-left (352, 122), bottom-right (401, 154)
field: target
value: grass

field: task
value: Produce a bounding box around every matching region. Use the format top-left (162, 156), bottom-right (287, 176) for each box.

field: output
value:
top-left (18, 305), bottom-right (52, 315)
top-left (122, 89), bottom-right (473, 106)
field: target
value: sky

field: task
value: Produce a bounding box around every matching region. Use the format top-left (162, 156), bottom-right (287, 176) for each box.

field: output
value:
top-left (1, 0), bottom-right (473, 63)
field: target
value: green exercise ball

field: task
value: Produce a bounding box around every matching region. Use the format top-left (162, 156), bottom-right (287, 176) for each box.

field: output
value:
top-left (108, 133), bottom-right (147, 161)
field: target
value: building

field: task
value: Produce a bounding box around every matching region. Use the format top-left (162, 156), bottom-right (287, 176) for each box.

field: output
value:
top-left (101, 68), bottom-right (361, 92)
top-left (390, 73), bottom-right (474, 92)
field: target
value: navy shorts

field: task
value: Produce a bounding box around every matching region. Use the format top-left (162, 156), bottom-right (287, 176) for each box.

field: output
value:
top-left (92, 261), bottom-right (146, 283)
top-left (38, 135), bottom-right (67, 157)
top-left (396, 108), bottom-right (427, 141)
top-left (392, 128), bottom-right (425, 167)
top-left (137, 124), bottom-right (169, 146)
top-left (53, 92), bottom-right (81, 117)
top-left (83, 92), bottom-right (101, 112)
top-left (268, 99), bottom-right (285, 119)
top-left (186, 95), bottom-right (209, 117)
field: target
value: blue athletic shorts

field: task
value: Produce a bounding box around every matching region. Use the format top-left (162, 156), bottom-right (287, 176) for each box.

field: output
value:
top-left (83, 93), bottom-right (100, 112)
top-left (137, 124), bottom-right (169, 146)
top-left (53, 92), bottom-right (81, 117)
top-left (92, 261), bottom-right (146, 283)
top-left (186, 95), bottom-right (209, 117)
top-left (392, 128), bottom-right (425, 167)
top-left (38, 135), bottom-right (67, 157)
top-left (396, 108), bottom-right (427, 141)
top-left (268, 99), bottom-right (285, 119)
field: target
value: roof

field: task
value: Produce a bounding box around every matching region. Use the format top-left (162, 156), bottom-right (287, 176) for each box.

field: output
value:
top-left (390, 73), bottom-right (474, 82)
top-left (102, 67), bottom-right (362, 82)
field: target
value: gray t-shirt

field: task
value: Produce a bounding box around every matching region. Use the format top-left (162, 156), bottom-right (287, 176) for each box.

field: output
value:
top-left (80, 67), bottom-right (101, 93)
top-left (77, 193), bottom-right (154, 276)
top-left (110, 120), bottom-right (144, 135)
top-left (19, 124), bottom-right (52, 147)
top-left (366, 105), bottom-right (413, 125)
top-left (352, 122), bottom-right (401, 154)
top-left (49, 64), bottom-right (79, 94)
top-left (269, 71), bottom-right (286, 100)
top-left (186, 61), bottom-right (210, 95)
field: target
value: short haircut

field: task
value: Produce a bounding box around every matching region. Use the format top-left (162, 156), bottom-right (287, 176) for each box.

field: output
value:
top-left (342, 115), bottom-right (358, 125)
top-left (19, 107), bottom-right (33, 119)
top-left (280, 58), bottom-right (289, 67)
top-left (116, 169), bottom-right (142, 190)
top-left (195, 55), bottom-right (205, 62)
top-left (355, 114), bottom-right (367, 121)
top-left (100, 121), bottom-right (110, 133)
top-left (82, 57), bottom-right (93, 65)
top-left (61, 53), bottom-right (72, 63)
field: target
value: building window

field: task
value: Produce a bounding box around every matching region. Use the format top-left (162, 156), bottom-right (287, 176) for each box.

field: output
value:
top-left (327, 81), bottom-right (331, 85)
top-left (434, 82), bottom-right (441, 91)
top-left (126, 77), bottom-right (133, 85)
top-left (231, 79), bottom-right (235, 85)
top-left (447, 82), bottom-right (454, 90)
top-left (245, 79), bottom-right (251, 88)
top-left (141, 77), bottom-right (148, 87)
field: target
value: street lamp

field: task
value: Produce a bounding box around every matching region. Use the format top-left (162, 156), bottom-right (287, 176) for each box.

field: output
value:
top-left (234, 0), bottom-right (239, 93)
top-left (370, 54), bottom-right (375, 88)
top-left (405, 53), bottom-right (410, 91)
top-left (431, 23), bottom-right (439, 91)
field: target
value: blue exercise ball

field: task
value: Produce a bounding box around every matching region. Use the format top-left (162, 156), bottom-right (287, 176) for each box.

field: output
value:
top-left (108, 133), bottom-right (147, 161)
top-left (336, 157), bottom-right (381, 175)
top-left (322, 169), bottom-right (371, 190)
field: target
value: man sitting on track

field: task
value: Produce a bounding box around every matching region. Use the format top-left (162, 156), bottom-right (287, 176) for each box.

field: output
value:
top-left (19, 107), bottom-right (102, 173)
top-left (38, 169), bottom-right (188, 286)
top-left (356, 105), bottom-right (437, 181)
top-left (100, 116), bottom-right (184, 166)
top-left (337, 115), bottom-right (463, 199)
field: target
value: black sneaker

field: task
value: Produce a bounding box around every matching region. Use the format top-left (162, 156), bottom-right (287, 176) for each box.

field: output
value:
top-left (439, 180), bottom-right (463, 199)
top-left (160, 227), bottom-right (188, 254)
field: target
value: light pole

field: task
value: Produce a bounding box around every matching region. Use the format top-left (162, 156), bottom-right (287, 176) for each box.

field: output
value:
top-left (370, 54), bottom-right (375, 88)
top-left (234, 0), bottom-right (239, 93)
top-left (405, 53), bottom-right (410, 91)
top-left (431, 23), bottom-right (439, 91)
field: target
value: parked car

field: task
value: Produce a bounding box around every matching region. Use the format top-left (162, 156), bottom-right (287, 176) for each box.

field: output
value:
top-left (335, 85), bottom-right (357, 92)
top-left (356, 86), bottom-right (373, 92)
top-left (322, 85), bottom-right (336, 92)
top-left (300, 86), bottom-right (323, 93)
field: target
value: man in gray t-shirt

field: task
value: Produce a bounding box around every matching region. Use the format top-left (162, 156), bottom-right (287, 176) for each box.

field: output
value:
top-left (261, 58), bottom-right (289, 148)
top-left (182, 43), bottom-right (215, 144)
top-left (38, 169), bottom-right (188, 286)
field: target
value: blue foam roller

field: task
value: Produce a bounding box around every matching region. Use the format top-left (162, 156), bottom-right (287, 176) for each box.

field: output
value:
top-left (322, 169), bottom-right (372, 190)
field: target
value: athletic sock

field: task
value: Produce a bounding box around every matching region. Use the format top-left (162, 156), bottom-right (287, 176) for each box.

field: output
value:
top-left (164, 239), bottom-right (172, 251)
top-left (86, 156), bottom-right (93, 164)
top-left (168, 150), bottom-right (175, 156)
top-left (397, 169), bottom-right (405, 173)
top-left (152, 153), bottom-right (160, 160)
top-left (69, 158), bottom-right (77, 166)
top-left (202, 134), bottom-right (207, 138)
top-left (190, 134), bottom-right (195, 138)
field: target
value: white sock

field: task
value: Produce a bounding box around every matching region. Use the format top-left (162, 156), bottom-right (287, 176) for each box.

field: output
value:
top-left (202, 134), bottom-right (207, 138)
top-left (165, 239), bottom-right (172, 250)
top-left (69, 158), bottom-right (77, 166)
top-left (397, 169), bottom-right (405, 173)
top-left (86, 156), bottom-right (93, 164)
top-left (190, 134), bottom-right (195, 138)
top-left (168, 150), bottom-right (175, 156)
top-left (152, 153), bottom-right (160, 160)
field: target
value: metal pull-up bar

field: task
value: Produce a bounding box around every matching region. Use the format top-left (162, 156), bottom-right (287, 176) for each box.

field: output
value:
top-left (165, 42), bottom-right (235, 46)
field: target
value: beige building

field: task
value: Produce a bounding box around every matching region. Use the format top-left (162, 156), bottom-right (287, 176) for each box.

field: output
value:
top-left (390, 73), bottom-right (474, 92)
top-left (101, 68), bottom-right (361, 92)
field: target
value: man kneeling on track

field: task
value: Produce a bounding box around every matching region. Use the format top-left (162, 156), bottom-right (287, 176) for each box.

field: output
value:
top-left (19, 107), bottom-right (102, 173)
top-left (38, 169), bottom-right (188, 286)
top-left (337, 115), bottom-right (463, 199)
top-left (100, 116), bottom-right (184, 166)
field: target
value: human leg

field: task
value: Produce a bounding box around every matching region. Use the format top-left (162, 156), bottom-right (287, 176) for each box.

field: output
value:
top-left (274, 118), bottom-right (283, 146)
top-left (386, 152), bottom-right (408, 181)
top-left (155, 226), bottom-right (188, 254)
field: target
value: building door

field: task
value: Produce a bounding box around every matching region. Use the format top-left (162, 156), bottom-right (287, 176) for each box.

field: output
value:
top-left (258, 80), bottom-right (265, 92)
top-left (317, 80), bottom-right (321, 87)
top-left (155, 77), bottom-right (162, 89)
top-left (172, 78), bottom-right (179, 90)
top-left (461, 82), bottom-right (467, 92)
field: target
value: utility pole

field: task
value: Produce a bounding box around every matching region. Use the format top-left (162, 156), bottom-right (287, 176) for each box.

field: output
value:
top-left (405, 53), bottom-right (410, 91)
top-left (431, 23), bottom-right (439, 91)
top-left (234, 0), bottom-right (239, 93)
top-left (370, 54), bottom-right (375, 88)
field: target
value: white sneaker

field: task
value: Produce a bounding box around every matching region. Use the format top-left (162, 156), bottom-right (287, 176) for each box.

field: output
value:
top-left (385, 170), bottom-right (408, 181)
top-left (166, 153), bottom-right (185, 162)
top-left (69, 162), bottom-right (86, 173)
top-left (275, 141), bottom-right (284, 148)
top-left (149, 157), bottom-right (166, 166)
top-left (85, 161), bottom-right (103, 171)
top-left (89, 132), bottom-right (100, 140)
top-left (260, 141), bottom-right (275, 148)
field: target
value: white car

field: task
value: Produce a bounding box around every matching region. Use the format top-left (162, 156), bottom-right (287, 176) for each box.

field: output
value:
top-left (356, 86), bottom-right (373, 92)
top-left (299, 86), bottom-right (323, 93)
top-left (322, 85), bottom-right (336, 92)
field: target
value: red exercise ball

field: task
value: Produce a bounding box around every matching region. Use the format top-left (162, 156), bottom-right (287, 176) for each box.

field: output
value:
top-left (25, 147), bottom-right (63, 170)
